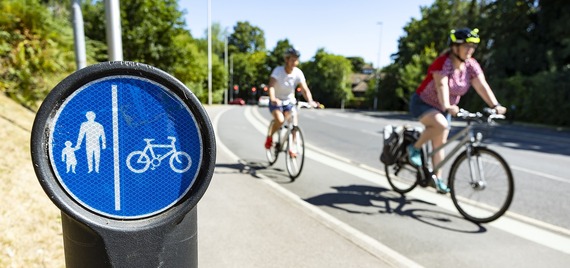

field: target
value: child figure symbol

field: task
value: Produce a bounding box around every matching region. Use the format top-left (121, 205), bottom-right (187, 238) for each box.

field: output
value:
top-left (62, 141), bottom-right (77, 173)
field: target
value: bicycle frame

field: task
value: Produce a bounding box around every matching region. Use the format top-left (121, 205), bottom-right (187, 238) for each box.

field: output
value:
top-left (426, 123), bottom-right (477, 173)
top-left (274, 106), bottom-right (298, 149)
top-left (385, 109), bottom-right (513, 223)
top-left (142, 137), bottom-right (177, 162)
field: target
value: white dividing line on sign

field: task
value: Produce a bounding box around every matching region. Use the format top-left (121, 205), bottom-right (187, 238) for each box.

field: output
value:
top-left (112, 84), bottom-right (121, 211)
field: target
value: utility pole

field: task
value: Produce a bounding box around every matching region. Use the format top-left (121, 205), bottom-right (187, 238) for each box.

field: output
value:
top-left (207, 0), bottom-right (212, 105)
top-left (71, 0), bottom-right (86, 69)
top-left (374, 22), bottom-right (383, 110)
top-left (224, 36), bottom-right (228, 105)
top-left (104, 0), bottom-right (123, 61)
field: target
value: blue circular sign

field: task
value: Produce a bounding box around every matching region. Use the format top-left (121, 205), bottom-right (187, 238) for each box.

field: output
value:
top-left (48, 76), bottom-right (202, 219)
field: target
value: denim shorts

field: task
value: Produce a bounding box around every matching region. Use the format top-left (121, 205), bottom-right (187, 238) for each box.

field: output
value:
top-left (409, 93), bottom-right (451, 124)
top-left (269, 101), bottom-right (296, 114)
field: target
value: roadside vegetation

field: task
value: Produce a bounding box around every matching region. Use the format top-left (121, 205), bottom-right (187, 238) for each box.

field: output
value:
top-left (1, 0), bottom-right (569, 127)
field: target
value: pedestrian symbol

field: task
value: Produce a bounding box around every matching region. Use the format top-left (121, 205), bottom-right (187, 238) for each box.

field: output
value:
top-left (48, 76), bottom-right (203, 219)
top-left (74, 111), bottom-right (107, 173)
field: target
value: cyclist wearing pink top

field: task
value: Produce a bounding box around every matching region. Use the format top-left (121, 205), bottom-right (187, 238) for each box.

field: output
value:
top-left (408, 28), bottom-right (507, 194)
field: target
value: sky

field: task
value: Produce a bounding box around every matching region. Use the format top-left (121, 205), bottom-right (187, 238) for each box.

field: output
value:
top-left (179, 0), bottom-right (435, 68)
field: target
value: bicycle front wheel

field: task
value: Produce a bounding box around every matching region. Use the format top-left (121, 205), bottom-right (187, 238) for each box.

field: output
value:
top-left (385, 160), bottom-right (419, 194)
top-left (265, 120), bottom-right (279, 165)
top-left (170, 151), bottom-right (192, 173)
top-left (449, 147), bottom-right (514, 223)
top-left (286, 126), bottom-right (305, 180)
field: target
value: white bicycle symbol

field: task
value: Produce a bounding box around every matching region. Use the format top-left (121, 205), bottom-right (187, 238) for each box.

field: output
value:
top-left (126, 136), bottom-right (192, 173)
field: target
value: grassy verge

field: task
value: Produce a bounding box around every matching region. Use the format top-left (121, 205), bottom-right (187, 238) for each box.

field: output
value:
top-left (0, 94), bottom-right (64, 267)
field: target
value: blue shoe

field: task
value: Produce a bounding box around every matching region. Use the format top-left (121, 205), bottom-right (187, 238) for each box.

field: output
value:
top-left (434, 178), bottom-right (450, 194)
top-left (407, 145), bottom-right (422, 167)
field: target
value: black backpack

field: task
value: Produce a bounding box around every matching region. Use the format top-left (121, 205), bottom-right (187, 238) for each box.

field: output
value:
top-left (380, 125), bottom-right (403, 165)
top-left (380, 125), bottom-right (422, 165)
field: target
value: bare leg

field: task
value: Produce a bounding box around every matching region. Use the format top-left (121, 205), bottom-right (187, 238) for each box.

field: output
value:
top-left (414, 110), bottom-right (449, 178)
top-left (269, 110), bottom-right (285, 136)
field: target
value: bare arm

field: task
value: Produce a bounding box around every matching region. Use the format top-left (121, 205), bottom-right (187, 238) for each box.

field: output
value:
top-left (268, 77), bottom-right (280, 105)
top-left (299, 80), bottom-right (316, 106)
top-left (433, 71), bottom-right (458, 115)
top-left (471, 73), bottom-right (507, 114)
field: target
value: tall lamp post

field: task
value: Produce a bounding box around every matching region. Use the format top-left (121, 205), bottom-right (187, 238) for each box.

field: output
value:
top-left (374, 21), bottom-right (383, 110)
top-left (224, 35), bottom-right (228, 105)
top-left (207, 0), bottom-right (212, 105)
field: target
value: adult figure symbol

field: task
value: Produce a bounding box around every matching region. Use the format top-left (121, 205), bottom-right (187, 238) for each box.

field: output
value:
top-left (75, 111), bottom-right (107, 173)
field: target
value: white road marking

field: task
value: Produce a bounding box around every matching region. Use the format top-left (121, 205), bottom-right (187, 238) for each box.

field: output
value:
top-left (245, 106), bottom-right (570, 255)
top-left (510, 165), bottom-right (569, 184)
top-left (215, 106), bottom-right (423, 268)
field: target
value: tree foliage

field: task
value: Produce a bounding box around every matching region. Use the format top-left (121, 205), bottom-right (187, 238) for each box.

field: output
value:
top-left (301, 49), bottom-right (353, 107)
top-left (0, 0), bottom-right (76, 109)
top-left (347, 57), bottom-right (366, 73)
top-left (266, 39), bottom-right (294, 73)
top-left (81, 0), bottom-right (227, 103)
top-left (228, 21), bottom-right (265, 54)
top-left (379, 0), bottom-right (570, 126)
top-left (3, 0), bottom-right (569, 126)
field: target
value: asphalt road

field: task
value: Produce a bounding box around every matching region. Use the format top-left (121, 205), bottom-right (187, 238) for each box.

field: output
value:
top-left (214, 104), bottom-right (570, 268)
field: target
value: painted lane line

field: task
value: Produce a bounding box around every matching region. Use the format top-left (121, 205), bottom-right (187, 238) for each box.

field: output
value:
top-left (219, 106), bottom-right (423, 267)
top-left (247, 106), bottom-right (570, 255)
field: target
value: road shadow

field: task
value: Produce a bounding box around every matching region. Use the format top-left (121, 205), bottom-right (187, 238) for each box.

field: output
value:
top-left (215, 158), bottom-right (293, 184)
top-left (305, 184), bottom-right (486, 233)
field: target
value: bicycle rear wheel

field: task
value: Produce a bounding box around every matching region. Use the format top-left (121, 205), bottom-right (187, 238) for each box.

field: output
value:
top-left (265, 120), bottom-right (279, 165)
top-left (385, 160), bottom-right (419, 194)
top-left (286, 126), bottom-right (305, 180)
top-left (449, 147), bottom-right (514, 223)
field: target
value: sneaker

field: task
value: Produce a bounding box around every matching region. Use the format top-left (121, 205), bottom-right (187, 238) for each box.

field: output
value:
top-left (434, 178), bottom-right (450, 194)
top-left (407, 145), bottom-right (422, 167)
top-left (264, 137), bottom-right (272, 149)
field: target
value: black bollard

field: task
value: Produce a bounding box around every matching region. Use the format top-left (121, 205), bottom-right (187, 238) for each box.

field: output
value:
top-left (31, 61), bottom-right (215, 268)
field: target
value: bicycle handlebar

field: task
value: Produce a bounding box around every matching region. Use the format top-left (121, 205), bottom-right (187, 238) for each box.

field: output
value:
top-left (456, 108), bottom-right (505, 123)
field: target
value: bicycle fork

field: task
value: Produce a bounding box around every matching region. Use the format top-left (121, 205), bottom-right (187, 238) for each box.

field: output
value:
top-left (466, 146), bottom-right (486, 190)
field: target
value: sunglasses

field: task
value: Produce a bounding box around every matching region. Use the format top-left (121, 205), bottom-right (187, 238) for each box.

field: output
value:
top-left (463, 43), bottom-right (478, 49)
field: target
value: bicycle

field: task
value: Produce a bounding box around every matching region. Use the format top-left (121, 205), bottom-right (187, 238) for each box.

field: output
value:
top-left (126, 136), bottom-right (192, 173)
top-left (383, 108), bottom-right (514, 223)
top-left (265, 101), bottom-right (306, 180)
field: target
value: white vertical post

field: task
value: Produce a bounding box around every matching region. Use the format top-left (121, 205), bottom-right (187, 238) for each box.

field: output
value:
top-left (374, 21), bottom-right (383, 110)
top-left (230, 55), bottom-right (234, 101)
top-left (71, 0), bottom-right (87, 69)
top-left (111, 85), bottom-right (121, 211)
top-left (207, 0), bottom-right (212, 105)
top-left (224, 36), bottom-right (228, 105)
top-left (105, 0), bottom-right (123, 61)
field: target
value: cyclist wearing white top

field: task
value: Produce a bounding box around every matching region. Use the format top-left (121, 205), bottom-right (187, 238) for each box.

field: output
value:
top-left (264, 47), bottom-right (317, 150)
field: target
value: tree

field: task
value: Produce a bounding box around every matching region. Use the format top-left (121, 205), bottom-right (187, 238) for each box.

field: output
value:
top-left (228, 21), bottom-right (266, 54)
top-left (82, 0), bottom-right (228, 104)
top-left (538, 0), bottom-right (570, 70)
top-left (476, 0), bottom-right (539, 78)
top-left (347, 57), bottom-right (366, 73)
top-left (230, 51), bottom-right (267, 101)
top-left (302, 49), bottom-right (353, 107)
top-left (381, 0), bottom-right (480, 110)
top-left (195, 22), bottom-right (229, 60)
top-left (267, 39), bottom-right (294, 72)
top-left (84, 0), bottom-right (188, 72)
top-left (0, 0), bottom-right (76, 109)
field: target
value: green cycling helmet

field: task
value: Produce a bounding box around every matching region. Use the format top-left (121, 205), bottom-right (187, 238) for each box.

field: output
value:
top-left (449, 28), bottom-right (480, 45)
